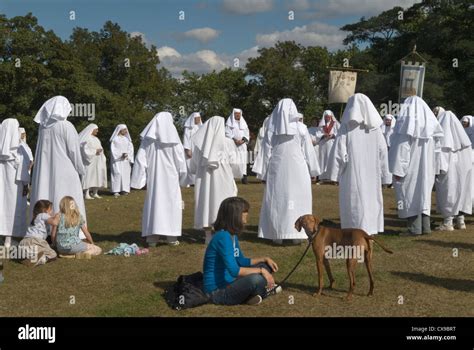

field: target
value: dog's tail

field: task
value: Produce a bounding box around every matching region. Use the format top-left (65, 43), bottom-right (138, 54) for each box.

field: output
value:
top-left (367, 236), bottom-right (393, 254)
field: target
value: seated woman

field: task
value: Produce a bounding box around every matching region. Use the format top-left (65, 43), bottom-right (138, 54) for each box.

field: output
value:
top-left (203, 197), bottom-right (280, 305)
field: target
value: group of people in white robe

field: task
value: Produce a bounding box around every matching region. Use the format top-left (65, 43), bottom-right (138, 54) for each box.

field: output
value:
top-left (1, 93), bottom-right (473, 253)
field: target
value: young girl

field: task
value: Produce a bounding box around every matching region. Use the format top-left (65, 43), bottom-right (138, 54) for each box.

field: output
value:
top-left (54, 196), bottom-right (102, 258)
top-left (203, 197), bottom-right (280, 306)
top-left (19, 200), bottom-right (59, 266)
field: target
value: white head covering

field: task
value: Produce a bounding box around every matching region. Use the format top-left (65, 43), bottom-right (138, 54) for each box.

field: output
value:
top-left (461, 115), bottom-right (474, 135)
top-left (268, 98), bottom-right (299, 136)
top-left (140, 112), bottom-right (181, 144)
top-left (192, 116), bottom-right (226, 165)
top-left (395, 96), bottom-right (444, 139)
top-left (383, 114), bottom-right (396, 128)
top-left (78, 124), bottom-right (99, 145)
top-left (318, 110), bottom-right (339, 127)
top-left (341, 93), bottom-right (382, 130)
top-left (34, 96), bottom-right (72, 128)
top-left (110, 124), bottom-right (131, 143)
top-left (19, 127), bottom-right (25, 134)
top-left (0, 118), bottom-right (20, 160)
top-left (438, 111), bottom-right (471, 151)
top-left (226, 108), bottom-right (248, 130)
top-left (433, 106), bottom-right (446, 118)
top-left (184, 112), bottom-right (202, 129)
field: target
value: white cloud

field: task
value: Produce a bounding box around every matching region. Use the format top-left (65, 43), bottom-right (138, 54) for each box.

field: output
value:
top-left (130, 31), bottom-right (150, 45)
top-left (256, 21), bottom-right (345, 50)
top-left (300, 0), bottom-right (420, 19)
top-left (222, 0), bottom-right (274, 14)
top-left (182, 27), bottom-right (220, 43)
top-left (286, 0), bottom-right (311, 11)
top-left (157, 46), bottom-right (261, 77)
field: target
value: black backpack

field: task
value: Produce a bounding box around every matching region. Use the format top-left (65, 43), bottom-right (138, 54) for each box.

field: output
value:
top-left (164, 272), bottom-right (210, 310)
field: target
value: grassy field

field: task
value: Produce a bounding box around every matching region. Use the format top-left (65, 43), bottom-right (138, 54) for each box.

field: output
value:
top-left (0, 178), bottom-right (473, 317)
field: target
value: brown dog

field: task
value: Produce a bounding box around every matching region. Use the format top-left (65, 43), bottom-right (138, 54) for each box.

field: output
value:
top-left (295, 214), bottom-right (393, 300)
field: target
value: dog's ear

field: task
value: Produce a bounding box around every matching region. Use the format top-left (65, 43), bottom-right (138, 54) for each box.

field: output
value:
top-left (294, 216), bottom-right (302, 232)
top-left (312, 215), bottom-right (321, 227)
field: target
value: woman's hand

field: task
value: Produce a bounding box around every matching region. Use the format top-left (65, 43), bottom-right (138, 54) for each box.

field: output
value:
top-left (264, 257), bottom-right (279, 272)
top-left (261, 268), bottom-right (275, 288)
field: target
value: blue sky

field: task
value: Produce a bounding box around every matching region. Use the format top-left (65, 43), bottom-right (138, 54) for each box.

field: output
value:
top-left (1, 0), bottom-right (419, 76)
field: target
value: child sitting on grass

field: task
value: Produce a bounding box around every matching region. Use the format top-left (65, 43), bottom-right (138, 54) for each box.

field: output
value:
top-left (19, 200), bottom-right (59, 267)
top-left (53, 196), bottom-right (102, 258)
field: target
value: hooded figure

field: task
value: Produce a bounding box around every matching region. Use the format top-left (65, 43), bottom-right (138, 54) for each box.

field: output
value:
top-left (326, 94), bottom-right (391, 235)
top-left (256, 98), bottom-right (320, 243)
top-left (30, 96), bottom-right (87, 226)
top-left (182, 112), bottom-right (203, 186)
top-left (315, 110), bottom-right (340, 181)
top-left (110, 124), bottom-right (134, 197)
top-left (461, 115), bottom-right (474, 206)
top-left (435, 111), bottom-right (472, 230)
top-left (433, 106), bottom-right (446, 118)
top-left (131, 112), bottom-right (187, 246)
top-left (252, 116), bottom-right (271, 180)
top-left (225, 108), bottom-right (250, 184)
top-left (388, 96), bottom-right (444, 235)
top-left (254, 116), bottom-right (270, 160)
top-left (190, 116), bottom-right (239, 244)
top-left (0, 118), bottom-right (30, 245)
top-left (381, 114), bottom-right (396, 148)
top-left (78, 124), bottom-right (107, 199)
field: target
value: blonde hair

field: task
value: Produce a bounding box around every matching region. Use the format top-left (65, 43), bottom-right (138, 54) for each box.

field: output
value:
top-left (59, 196), bottom-right (81, 228)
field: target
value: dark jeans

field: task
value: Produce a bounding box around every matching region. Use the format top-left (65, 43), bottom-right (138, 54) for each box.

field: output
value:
top-left (208, 263), bottom-right (272, 305)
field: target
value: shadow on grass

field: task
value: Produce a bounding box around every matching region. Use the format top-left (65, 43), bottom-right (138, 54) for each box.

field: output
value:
top-left (414, 239), bottom-right (474, 252)
top-left (153, 280), bottom-right (174, 291)
top-left (390, 271), bottom-right (474, 293)
top-left (93, 230), bottom-right (207, 245)
top-left (281, 281), bottom-right (369, 298)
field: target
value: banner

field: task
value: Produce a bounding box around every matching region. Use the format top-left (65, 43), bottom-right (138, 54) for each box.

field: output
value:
top-left (399, 62), bottom-right (425, 101)
top-left (328, 70), bottom-right (357, 104)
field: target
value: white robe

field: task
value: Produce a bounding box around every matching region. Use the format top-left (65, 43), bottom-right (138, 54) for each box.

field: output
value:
top-left (315, 122), bottom-right (340, 180)
top-left (435, 112), bottom-right (472, 217)
top-left (191, 117), bottom-right (239, 229)
top-left (183, 125), bottom-right (201, 186)
top-left (327, 124), bottom-right (390, 234)
top-left (0, 120), bottom-right (30, 237)
top-left (110, 136), bottom-right (134, 193)
top-left (81, 135), bottom-right (107, 190)
top-left (225, 113), bottom-right (249, 178)
top-left (388, 96), bottom-right (444, 219)
top-left (258, 124), bottom-right (320, 240)
top-left (30, 121), bottom-right (86, 220)
top-left (132, 139), bottom-right (187, 237)
top-left (461, 115), bottom-right (474, 206)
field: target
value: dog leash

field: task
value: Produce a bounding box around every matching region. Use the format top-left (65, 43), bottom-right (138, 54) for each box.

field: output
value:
top-left (266, 226), bottom-right (320, 295)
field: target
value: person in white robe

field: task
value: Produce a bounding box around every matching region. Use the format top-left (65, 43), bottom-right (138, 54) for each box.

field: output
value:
top-left (435, 111), bottom-right (472, 231)
top-left (315, 110), bottom-right (340, 182)
top-left (225, 108), bottom-right (249, 184)
top-left (254, 116), bottom-right (270, 160)
top-left (0, 119), bottom-right (30, 247)
top-left (182, 112), bottom-right (202, 186)
top-left (256, 98), bottom-right (320, 244)
top-left (461, 115), bottom-right (474, 207)
top-left (252, 116), bottom-right (272, 181)
top-left (388, 96), bottom-right (444, 236)
top-left (433, 106), bottom-right (445, 118)
top-left (78, 124), bottom-right (107, 199)
top-left (31, 96), bottom-right (87, 223)
top-left (381, 114), bottom-right (397, 186)
top-left (131, 112), bottom-right (187, 246)
top-left (326, 94), bottom-right (391, 235)
top-left (18, 127), bottom-right (34, 173)
top-left (190, 116), bottom-right (239, 244)
top-left (110, 124), bottom-right (134, 197)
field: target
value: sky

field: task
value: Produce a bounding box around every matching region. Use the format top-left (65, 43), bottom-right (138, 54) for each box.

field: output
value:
top-left (1, 0), bottom-right (420, 76)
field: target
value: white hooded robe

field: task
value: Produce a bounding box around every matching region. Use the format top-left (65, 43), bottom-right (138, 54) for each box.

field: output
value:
top-left (388, 96), bottom-right (444, 218)
top-left (327, 94), bottom-right (391, 235)
top-left (110, 125), bottom-right (134, 193)
top-left (225, 108), bottom-right (249, 178)
top-left (435, 111), bottom-right (472, 217)
top-left (315, 110), bottom-right (340, 180)
top-left (79, 124), bottom-right (107, 190)
top-left (182, 112), bottom-right (202, 186)
top-left (131, 112), bottom-right (187, 237)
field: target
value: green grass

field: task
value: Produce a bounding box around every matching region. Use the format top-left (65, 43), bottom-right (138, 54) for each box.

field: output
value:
top-left (0, 178), bottom-right (473, 317)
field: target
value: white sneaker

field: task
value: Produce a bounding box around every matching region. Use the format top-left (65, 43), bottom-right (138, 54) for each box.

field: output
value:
top-left (113, 193), bottom-right (120, 198)
top-left (266, 285), bottom-right (283, 296)
top-left (455, 222), bottom-right (466, 230)
top-left (93, 193), bottom-right (102, 199)
top-left (436, 224), bottom-right (454, 231)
